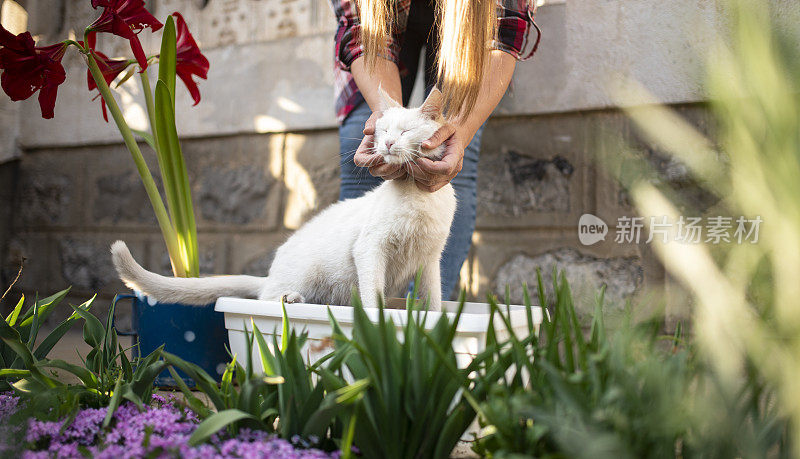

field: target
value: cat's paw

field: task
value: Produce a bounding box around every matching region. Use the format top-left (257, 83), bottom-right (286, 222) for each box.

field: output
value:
top-left (282, 292), bottom-right (305, 304)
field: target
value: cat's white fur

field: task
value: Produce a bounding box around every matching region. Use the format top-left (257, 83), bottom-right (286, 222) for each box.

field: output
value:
top-left (111, 88), bottom-right (455, 310)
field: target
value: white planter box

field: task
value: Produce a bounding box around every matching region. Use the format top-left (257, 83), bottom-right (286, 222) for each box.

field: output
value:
top-left (215, 297), bottom-right (543, 371)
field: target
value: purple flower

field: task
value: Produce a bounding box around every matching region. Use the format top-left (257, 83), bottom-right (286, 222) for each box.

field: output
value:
top-left (0, 394), bottom-right (19, 420)
top-left (1, 393), bottom-right (340, 458)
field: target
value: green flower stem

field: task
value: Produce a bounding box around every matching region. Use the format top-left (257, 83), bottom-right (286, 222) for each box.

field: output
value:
top-left (139, 69), bottom-right (159, 149)
top-left (86, 53), bottom-right (186, 277)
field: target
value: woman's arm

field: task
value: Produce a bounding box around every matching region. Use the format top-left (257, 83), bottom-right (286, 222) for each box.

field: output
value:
top-left (408, 50), bottom-right (517, 192)
top-left (351, 56), bottom-right (402, 110)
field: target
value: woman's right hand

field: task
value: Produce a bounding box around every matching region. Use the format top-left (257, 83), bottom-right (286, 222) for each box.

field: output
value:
top-left (353, 111), bottom-right (408, 180)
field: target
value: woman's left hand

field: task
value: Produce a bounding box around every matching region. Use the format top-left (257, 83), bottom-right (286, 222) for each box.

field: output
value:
top-left (405, 123), bottom-right (467, 192)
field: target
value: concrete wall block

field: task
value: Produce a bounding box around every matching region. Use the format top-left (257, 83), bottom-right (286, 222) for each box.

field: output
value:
top-left (590, 111), bottom-right (636, 223)
top-left (4, 230), bottom-right (144, 325)
top-left (182, 134), bottom-right (282, 231)
top-left (3, 232), bottom-right (55, 294)
top-left (228, 232), bottom-right (290, 276)
top-left (75, 142), bottom-right (163, 230)
top-left (477, 114), bottom-right (591, 229)
top-left (495, 248), bottom-right (643, 313)
top-left (282, 131), bottom-right (340, 229)
top-left (593, 105), bottom-right (719, 226)
top-left (58, 235), bottom-right (147, 297)
top-left (469, 229), bottom-right (643, 314)
top-left (14, 150), bottom-right (89, 230)
top-left (93, 170), bottom-right (160, 226)
top-left (0, 93), bottom-right (20, 163)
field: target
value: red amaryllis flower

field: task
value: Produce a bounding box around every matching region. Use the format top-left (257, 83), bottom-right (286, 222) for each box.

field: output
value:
top-left (88, 0), bottom-right (162, 71)
top-left (87, 50), bottom-right (132, 121)
top-left (174, 12), bottom-right (209, 106)
top-left (0, 25), bottom-right (67, 119)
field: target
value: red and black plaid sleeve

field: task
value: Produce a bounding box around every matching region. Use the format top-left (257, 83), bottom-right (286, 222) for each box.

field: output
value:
top-left (332, 0), bottom-right (406, 71)
top-left (495, 0), bottom-right (540, 60)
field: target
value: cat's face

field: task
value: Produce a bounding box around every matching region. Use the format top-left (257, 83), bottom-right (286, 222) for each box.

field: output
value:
top-left (373, 88), bottom-right (445, 165)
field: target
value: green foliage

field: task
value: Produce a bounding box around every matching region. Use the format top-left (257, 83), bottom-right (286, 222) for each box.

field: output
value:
top-left (0, 288), bottom-right (83, 392)
top-left (472, 272), bottom-right (791, 459)
top-left (152, 14), bottom-right (199, 277)
top-left (320, 282), bottom-right (534, 459)
top-left (1, 293), bottom-right (166, 422)
top-left (164, 301), bottom-right (366, 451)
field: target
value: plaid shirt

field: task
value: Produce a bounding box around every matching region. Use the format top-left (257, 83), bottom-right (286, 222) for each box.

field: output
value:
top-left (331, 0), bottom-right (540, 123)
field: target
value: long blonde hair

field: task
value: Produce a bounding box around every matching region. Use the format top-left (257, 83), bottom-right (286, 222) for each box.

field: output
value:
top-left (358, 0), bottom-right (496, 119)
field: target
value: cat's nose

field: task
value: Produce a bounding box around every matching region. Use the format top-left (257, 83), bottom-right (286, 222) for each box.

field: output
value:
top-left (385, 140), bottom-right (395, 151)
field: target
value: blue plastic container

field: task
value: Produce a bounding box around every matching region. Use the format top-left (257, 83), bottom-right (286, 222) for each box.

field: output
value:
top-left (115, 292), bottom-right (230, 387)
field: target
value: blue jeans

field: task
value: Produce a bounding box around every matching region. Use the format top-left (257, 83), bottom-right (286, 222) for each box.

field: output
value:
top-left (338, 101), bottom-right (483, 300)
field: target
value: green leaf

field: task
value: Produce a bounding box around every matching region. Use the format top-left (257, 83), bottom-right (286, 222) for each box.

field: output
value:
top-left (103, 377), bottom-right (124, 427)
top-left (37, 359), bottom-right (99, 388)
top-left (131, 129), bottom-right (157, 152)
top-left (188, 409), bottom-right (257, 446)
top-left (6, 295), bottom-right (24, 326)
top-left (154, 79), bottom-right (199, 277)
top-left (11, 377), bottom-right (48, 393)
top-left (340, 411), bottom-right (357, 459)
top-left (34, 297), bottom-right (94, 360)
top-left (158, 15), bottom-right (177, 107)
top-left (281, 298), bottom-right (290, 352)
top-left (119, 344), bottom-right (133, 381)
top-left (0, 368), bottom-right (30, 378)
top-left (167, 366), bottom-right (212, 417)
top-left (155, 14), bottom-right (200, 278)
top-left (70, 304), bottom-right (105, 349)
top-left (163, 351), bottom-right (225, 410)
top-left (0, 316), bottom-right (35, 367)
top-left (115, 66), bottom-right (136, 88)
top-left (302, 379), bottom-right (368, 439)
top-left (18, 288), bottom-right (71, 328)
top-left (251, 321), bottom-right (276, 376)
top-left (26, 293), bottom-right (40, 349)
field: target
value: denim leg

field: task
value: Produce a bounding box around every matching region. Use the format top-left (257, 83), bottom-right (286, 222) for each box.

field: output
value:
top-left (338, 101), bottom-right (383, 200)
top-left (439, 125), bottom-right (483, 300)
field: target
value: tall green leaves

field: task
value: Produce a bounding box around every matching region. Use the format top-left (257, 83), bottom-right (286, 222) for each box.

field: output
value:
top-left (0, 289), bottom-right (77, 391)
top-left (164, 312), bottom-right (366, 451)
top-left (324, 292), bottom-right (511, 459)
top-left (1, 291), bottom-right (166, 421)
top-left (151, 15), bottom-right (199, 277)
top-left (473, 272), bottom-right (791, 459)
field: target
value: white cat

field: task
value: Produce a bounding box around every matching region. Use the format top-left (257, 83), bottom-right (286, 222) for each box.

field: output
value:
top-left (111, 88), bottom-right (456, 310)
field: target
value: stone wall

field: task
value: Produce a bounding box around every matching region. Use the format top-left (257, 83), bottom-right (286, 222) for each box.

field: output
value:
top-left (2, 104), bottom-right (714, 325)
top-left (0, 0), bottom-right (765, 323)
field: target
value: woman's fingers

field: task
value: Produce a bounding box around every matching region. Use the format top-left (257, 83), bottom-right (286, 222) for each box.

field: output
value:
top-left (383, 168), bottom-right (408, 180)
top-left (369, 162), bottom-right (404, 178)
top-left (422, 123), bottom-right (456, 149)
top-left (417, 147), bottom-right (462, 176)
top-left (354, 133), bottom-right (380, 166)
top-left (363, 111), bottom-right (381, 136)
top-left (405, 162), bottom-right (435, 182)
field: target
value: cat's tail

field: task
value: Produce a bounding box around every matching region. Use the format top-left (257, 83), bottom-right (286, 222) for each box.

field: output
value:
top-left (110, 240), bottom-right (266, 306)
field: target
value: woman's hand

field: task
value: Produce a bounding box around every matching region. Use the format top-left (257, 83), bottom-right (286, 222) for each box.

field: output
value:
top-left (404, 123), bottom-right (467, 192)
top-left (353, 111), bottom-right (408, 180)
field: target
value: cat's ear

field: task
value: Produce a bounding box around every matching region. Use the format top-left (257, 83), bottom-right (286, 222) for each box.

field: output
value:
top-left (378, 85), bottom-right (401, 111)
top-left (420, 88), bottom-right (444, 119)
